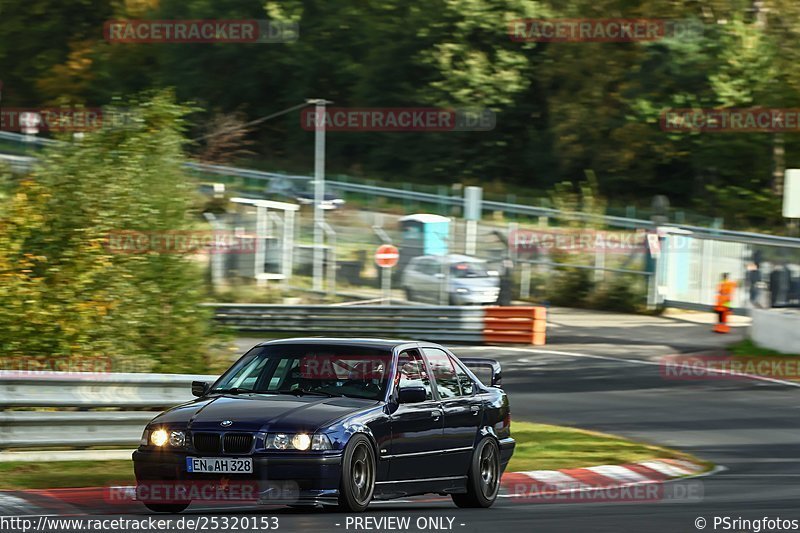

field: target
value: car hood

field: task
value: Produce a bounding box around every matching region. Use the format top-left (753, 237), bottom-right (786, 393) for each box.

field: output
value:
top-left (151, 394), bottom-right (379, 433)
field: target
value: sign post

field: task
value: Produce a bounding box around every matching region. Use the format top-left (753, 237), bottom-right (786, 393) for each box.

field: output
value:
top-left (784, 170), bottom-right (800, 235)
top-left (463, 186), bottom-right (482, 255)
top-left (375, 244), bottom-right (399, 306)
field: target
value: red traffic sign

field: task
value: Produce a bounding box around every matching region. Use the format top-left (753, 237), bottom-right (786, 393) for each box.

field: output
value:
top-left (375, 244), bottom-right (399, 268)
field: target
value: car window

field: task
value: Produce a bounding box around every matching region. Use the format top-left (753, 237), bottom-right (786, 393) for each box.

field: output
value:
top-left (423, 348), bottom-right (462, 399)
top-left (395, 349), bottom-right (432, 400)
top-left (414, 258), bottom-right (430, 274)
top-left (450, 261), bottom-right (489, 278)
top-left (450, 355), bottom-right (474, 395)
top-left (212, 345), bottom-right (392, 401)
top-left (421, 258), bottom-right (440, 276)
top-left (222, 354), bottom-right (270, 390)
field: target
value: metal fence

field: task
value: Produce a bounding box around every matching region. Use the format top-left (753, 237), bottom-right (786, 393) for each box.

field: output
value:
top-left (4, 130), bottom-right (800, 312)
top-left (0, 371), bottom-right (215, 449)
top-left (210, 304), bottom-right (486, 343)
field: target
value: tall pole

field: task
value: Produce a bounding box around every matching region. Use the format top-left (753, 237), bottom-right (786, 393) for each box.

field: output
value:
top-left (310, 99), bottom-right (330, 292)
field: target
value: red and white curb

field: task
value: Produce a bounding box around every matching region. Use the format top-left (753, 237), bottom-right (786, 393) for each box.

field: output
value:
top-left (0, 458), bottom-right (713, 513)
top-left (500, 458), bottom-right (711, 503)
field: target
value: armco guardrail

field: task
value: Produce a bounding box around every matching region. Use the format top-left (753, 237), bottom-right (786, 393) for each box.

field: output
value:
top-left (210, 304), bottom-right (486, 343)
top-left (209, 304), bottom-right (548, 345)
top-left (0, 371), bottom-right (213, 408)
top-left (0, 371), bottom-right (215, 449)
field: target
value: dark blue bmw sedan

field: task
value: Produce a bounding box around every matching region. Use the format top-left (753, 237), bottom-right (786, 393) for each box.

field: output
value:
top-left (132, 338), bottom-right (515, 513)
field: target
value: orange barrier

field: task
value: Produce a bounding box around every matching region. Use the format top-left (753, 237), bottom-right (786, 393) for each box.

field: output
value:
top-left (483, 306), bottom-right (546, 345)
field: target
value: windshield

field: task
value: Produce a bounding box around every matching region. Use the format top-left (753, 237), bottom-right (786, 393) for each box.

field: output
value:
top-left (211, 344), bottom-right (393, 401)
top-left (450, 261), bottom-right (489, 278)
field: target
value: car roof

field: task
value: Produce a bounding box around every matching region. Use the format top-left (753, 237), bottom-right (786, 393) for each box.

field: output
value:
top-left (256, 337), bottom-right (421, 349)
top-left (398, 214), bottom-right (450, 223)
top-left (416, 254), bottom-right (484, 263)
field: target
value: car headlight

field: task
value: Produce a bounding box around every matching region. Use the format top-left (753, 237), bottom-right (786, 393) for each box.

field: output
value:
top-left (148, 428), bottom-right (185, 448)
top-left (265, 433), bottom-right (332, 451)
top-left (169, 430), bottom-right (185, 447)
top-left (292, 434), bottom-right (311, 451)
top-left (455, 287), bottom-right (470, 294)
top-left (150, 429), bottom-right (169, 447)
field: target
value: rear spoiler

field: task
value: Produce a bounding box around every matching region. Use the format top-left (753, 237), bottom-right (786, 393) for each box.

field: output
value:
top-left (460, 358), bottom-right (502, 387)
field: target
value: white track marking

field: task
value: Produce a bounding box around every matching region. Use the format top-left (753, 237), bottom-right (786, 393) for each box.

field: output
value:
top-left (585, 465), bottom-right (652, 484)
top-left (517, 470), bottom-right (586, 490)
top-left (639, 460), bottom-right (693, 477)
top-left (456, 346), bottom-right (800, 388)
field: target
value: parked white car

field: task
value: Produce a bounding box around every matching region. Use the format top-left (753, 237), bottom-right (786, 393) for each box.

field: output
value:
top-left (401, 254), bottom-right (500, 305)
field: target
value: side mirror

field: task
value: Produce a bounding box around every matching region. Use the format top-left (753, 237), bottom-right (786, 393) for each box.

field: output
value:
top-left (192, 381), bottom-right (210, 397)
top-left (397, 385), bottom-right (427, 404)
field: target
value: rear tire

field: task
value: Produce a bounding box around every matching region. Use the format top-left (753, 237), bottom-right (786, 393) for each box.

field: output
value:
top-left (143, 502), bottom-right (190, 514)
top-left (452, 437), bottom-right (500, 508)
top-left (336, 434), bottom-right (375, 512)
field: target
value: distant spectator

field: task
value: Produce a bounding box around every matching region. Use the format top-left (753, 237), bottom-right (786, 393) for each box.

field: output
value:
top-left (770, 264), bottom-right (790, 307)
top-left (498, 259), bottom-right (514, 306)
top-left (789, 265), bottom-right (800, 305)
top-left (746, 262), bottom-right (760, 307)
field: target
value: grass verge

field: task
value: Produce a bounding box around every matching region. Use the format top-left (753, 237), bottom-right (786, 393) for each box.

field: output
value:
top-left (729, 338), bottom-right (798, 358)
top-left (507, 421), bottom-right (710, 473)
top-left (0, 422), bottom-right (709, 490)
top-left (0, 460), bottom-right (134, 490)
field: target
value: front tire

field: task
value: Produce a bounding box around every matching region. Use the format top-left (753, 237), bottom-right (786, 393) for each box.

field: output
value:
top-left (337, 434), bottom-right (375, 512)
top-left (143, 502), bottom-right (190, 514)
top-left (452, 437), bottom-right (500, 508)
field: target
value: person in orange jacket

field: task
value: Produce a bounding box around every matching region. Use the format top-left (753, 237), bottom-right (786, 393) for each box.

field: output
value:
top-left (714, 273), bottom-right (737, 333)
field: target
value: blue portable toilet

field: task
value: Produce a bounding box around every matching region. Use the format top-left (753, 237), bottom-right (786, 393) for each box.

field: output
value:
top-left (398, 214), bottom-right (450, 273)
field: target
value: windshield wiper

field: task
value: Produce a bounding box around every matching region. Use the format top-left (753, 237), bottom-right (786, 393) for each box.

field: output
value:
top-left (277, 389), bottom-right (340, 397)
top-left (211, 387), bottom-right (258, 395)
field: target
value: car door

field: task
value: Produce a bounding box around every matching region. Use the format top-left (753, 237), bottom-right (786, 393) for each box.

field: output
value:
top-left (422, 347), bottom-right (482, 476)
top-left (404, 258), bottom-right (431, 302)
top-left (386, 348), bottom-right (447, 480)
top-left (411, 258), bottom-right (435, 302)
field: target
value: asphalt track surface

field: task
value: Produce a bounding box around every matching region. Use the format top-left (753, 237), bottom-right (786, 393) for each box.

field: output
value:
top-left (10, 314), bottom-right (800, 533)
top-left (175, 343), bottom-right (800, 533)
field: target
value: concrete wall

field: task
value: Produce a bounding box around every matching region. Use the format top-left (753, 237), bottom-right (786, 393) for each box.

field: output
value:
top-left (750, 309), bottom-right (800, 354)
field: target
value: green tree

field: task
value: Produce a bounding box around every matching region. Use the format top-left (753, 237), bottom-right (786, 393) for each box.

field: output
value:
top-left (0, 91), bottom-right (218, 373)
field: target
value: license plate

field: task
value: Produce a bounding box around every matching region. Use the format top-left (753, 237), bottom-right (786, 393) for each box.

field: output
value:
top-left (186, 457), bottom-right (253, 474)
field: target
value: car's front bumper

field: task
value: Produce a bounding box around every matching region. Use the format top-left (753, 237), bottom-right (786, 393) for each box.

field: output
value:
top-left (451, 291), bottom-right (499, 305)
top-left (132, 449), bottom-right (343, 506)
